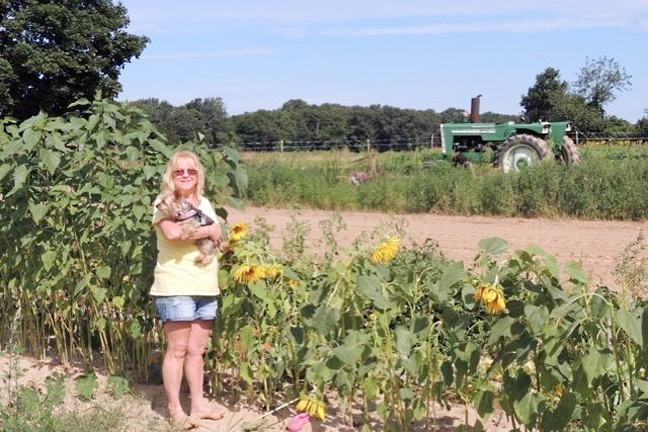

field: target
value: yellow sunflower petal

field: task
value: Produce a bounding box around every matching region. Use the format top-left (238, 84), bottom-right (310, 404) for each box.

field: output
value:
top-left (370, 236), bottom-right (401, 264)
top-left (233, 264), bottom-right (265, 283)
top-left (229, 223), bottom-right (249, 242)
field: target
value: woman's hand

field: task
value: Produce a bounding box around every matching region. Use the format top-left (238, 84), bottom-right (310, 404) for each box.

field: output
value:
top-left (207, 223), bottom-right (222, 243)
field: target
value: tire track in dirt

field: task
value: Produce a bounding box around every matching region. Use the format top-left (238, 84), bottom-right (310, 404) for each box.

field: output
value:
top-left (227, 206), bottom-right (648, 290)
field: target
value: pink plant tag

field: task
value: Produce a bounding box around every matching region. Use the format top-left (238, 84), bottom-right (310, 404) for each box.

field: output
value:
top-left (287, 413), bottom-right (310, 432)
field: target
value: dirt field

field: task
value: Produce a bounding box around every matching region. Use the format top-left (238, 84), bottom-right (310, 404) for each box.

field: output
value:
top-left (0, 355), bottom-right (511, 432)
top-left (227, 206), bottom-right (648, 290)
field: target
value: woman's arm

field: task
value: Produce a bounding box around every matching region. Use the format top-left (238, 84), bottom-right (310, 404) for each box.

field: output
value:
top-left (157, 218), bottom-right (222, 243)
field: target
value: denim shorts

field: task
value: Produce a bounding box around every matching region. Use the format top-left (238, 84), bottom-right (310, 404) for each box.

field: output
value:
top-left (153, 296), bottom-right (218, 322)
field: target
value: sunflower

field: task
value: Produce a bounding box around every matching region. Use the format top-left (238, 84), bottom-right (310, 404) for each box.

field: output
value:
top-left (485, 292), bottom-right (506, 314)
top-left (475, 283), bottom-right (506, 314)
top-left (233, 264), bottom-right (266, 283)
top-left (370, 236), bottom-right (400, 265)
top-left (263, 264), bottom-right (284, 279)
top-left (229, 223), bottom-right (248, 243)
top-left (296, 396), bottom-right (326, 421)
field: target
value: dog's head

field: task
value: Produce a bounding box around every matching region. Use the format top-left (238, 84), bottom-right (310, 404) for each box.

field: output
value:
top-left (157, 194), bottom-right (198, 221)
top-left (156, 194), bottom-right (182, 218)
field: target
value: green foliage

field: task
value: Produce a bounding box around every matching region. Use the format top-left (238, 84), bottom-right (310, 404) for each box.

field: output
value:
top-left (0, 96), bottom-right (246, 375)
top-left (0, 400), bottom-right (126, 432)
top-left (75, 371), bottom-right (98, 401)
top-left (107, 375), bottom-right (132, 399)
top-left (573, 56), bottom-right (633, 110)
top-left (521, 57), bottom-right (635, 132)
top-left (244, 147), bottom-right (648, 220)
top-left (133, 97), bottom-right (233, 147)
top-left (521, 67), bottom-right (569, 122)
top-left (0, 0), bottom-right (148, 120)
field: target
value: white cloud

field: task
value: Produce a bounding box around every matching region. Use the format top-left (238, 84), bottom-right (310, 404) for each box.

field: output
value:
top-left (319, 18), bottom-right (628, 37)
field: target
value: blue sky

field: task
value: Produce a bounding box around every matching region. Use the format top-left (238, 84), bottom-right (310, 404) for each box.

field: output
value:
top-left (116, 0), bottom-right (648, 123)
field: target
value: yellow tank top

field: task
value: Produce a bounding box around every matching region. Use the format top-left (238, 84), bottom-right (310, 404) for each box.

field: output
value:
top-left (150, 196), bottom-right (220, 296)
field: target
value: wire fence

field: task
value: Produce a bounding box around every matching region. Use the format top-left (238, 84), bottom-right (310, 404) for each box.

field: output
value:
top-left (237, 137), bottom-right (436, 152)
top-left (233, 132), bottom-right (648, 152)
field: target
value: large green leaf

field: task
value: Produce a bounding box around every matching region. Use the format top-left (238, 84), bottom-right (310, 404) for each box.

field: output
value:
top-left (333, 344), bottom-right (363, 365)
top-left (41, 250), bottom-right (57, 271)
top-left (478, 237), bottom-right (509, 255)
top-left (395, 326), bottom-right (413, 355)
top-left (22, 127), bottom-right (42, 149)
top-left (617, 307), bottom-right (642, 347)
top-left (545, 392), bottom-right (577, 432)
top-left (96, 265), bottom-right (111, 279)
top-left (488, 316), bottom-right (515, 344)
top-left (29, 203), bottom-right (48, 224)
top-left (240, 362), bottom-right (254, 385)
top-left (474, 390), bottom-right (494, 421)
top-left (437, 261), bottom-right (466, 291)
top-left (308, 305), bottom-right (340, 335)
top-left (239, 325), bottom-right (254, 351)
top-left (514, 392), bottom-right (539, 426)
top-left (0, 163), bottom-right (11, 182)
top-left (38, 148), bottom-right (61, 174)
top-left (564, 261), bottom-right (588, 284)
top-left (149, 139), bottom-right (172, 157)
top-left (582, 347), bottom-right (613, 386)
top-left (524, 304), bottom-right (549, 334)
top-left (8, 164), bottom-right (28, 196)
top-left (356, 274), bottom-right (394, 310)
top-left (222, 146), bottom-right (240, 164)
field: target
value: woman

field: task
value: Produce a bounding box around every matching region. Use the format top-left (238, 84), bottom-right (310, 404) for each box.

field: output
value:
top-left (151, 150), bottom-right (224, 428)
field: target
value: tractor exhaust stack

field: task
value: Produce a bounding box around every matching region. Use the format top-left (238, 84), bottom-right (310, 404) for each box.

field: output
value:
top-left (470, 95), bottom-right (482, 123)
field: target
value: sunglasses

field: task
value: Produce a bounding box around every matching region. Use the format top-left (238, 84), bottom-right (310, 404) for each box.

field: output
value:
top-left (173, 168), bottom-right (198, 177)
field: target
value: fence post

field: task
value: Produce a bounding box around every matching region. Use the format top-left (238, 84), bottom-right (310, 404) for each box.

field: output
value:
top-left (431, 134), bottom-right (435, 148)
top-left (366, 139), bottom-right (370, 152)
top-left (279, 139), bottom-right (284, 152)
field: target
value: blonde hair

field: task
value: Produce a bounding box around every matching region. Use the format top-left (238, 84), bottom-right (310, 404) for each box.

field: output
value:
top-left (160, 150), bottom-right (206, 201)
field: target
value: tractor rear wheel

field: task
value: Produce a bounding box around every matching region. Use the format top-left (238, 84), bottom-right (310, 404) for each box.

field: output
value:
top-left (557, 136), bottom-right (581, 166)
top-left (497, 134), bottom-right (550, 173)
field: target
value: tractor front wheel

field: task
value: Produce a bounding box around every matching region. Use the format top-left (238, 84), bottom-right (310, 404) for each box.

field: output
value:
top-left (557, 136), bottom-right (581, 166)
top-left (497, 134), bottom-right (550, 173)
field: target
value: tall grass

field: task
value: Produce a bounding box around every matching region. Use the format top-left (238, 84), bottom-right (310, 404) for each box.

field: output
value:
top-left (245, 146), bottom-right (648, 220)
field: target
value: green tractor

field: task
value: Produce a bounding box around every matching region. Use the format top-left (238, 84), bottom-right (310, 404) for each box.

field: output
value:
top-left (440, 96), bottom-right (580, 172)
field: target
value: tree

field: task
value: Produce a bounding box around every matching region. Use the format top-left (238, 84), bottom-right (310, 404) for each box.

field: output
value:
top-left (572, 56), bottom-right (632, 111)
top-left (637, 110), bottom-right (648, 136)
top-left (164, 106), bottom-right (206, 144)
top-left (185, 97), bottom-right (229, 146)
top-left (520, 68), bottom-right (568, 122)
top-left (546, 91), bottom-right (607, 132)
top-left (0, 0), bottom-right (148, 120)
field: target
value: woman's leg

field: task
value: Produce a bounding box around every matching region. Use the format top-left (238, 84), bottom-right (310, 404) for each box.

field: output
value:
top-left (162, 321), bottom-right (192, 416)
top-left (185, 319), bottom-right (223, 419)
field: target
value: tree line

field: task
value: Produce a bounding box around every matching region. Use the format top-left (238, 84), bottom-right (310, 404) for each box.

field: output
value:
top-left (1, 1), bottom-right (647, 150)
top-left (129, 91), bottom-right (647, 150)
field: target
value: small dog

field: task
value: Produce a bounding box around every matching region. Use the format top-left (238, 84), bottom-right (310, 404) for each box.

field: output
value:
top-left (156, 193), bottom-right (219, 266)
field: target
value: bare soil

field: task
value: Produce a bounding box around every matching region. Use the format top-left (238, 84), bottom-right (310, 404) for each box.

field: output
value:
top-left (0, 355), bottom-right (510, 432)
top-left (227, 206), bottom-right (648, 290)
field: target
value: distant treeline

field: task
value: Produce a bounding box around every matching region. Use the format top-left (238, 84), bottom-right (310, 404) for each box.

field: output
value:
top-left (130, 97), bottom-right (648, 150)
top-left (130, 97), bottom-right (518, 148)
